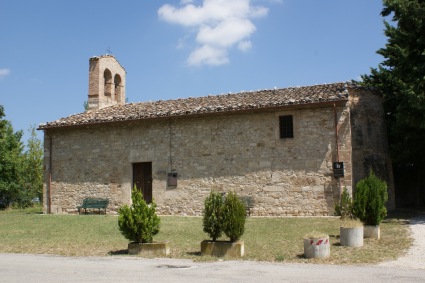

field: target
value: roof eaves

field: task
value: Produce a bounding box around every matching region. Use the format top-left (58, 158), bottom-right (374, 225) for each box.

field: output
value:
top-left (37, 97), bottom-right (348, 130)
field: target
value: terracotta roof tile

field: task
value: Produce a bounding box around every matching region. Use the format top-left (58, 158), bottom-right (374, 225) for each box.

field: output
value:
top-left (39, 82), bottom-right (356, 129)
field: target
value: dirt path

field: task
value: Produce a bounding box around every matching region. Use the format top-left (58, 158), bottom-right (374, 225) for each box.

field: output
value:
top-left (378, 214), bottom-right (425, 269)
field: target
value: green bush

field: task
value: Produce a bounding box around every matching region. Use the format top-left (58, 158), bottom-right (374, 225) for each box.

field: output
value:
top-left (202, 191), bottom-right (247, 242)
top-left (202, 191), bottom-right (223, 241)
top-left (222, 192), bottom-right (246, 242)
top-left (353, 171), bottom-right (388, 226)
top-left (334, 187), bottom-right (355, 220)
top-left (118, 187), bottom-right (160, 243)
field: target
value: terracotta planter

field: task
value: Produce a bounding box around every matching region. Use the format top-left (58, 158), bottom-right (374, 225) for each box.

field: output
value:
top-left (128, 241), bottom-right (171, 256)
top-left (200, 240), bottom-right (244, 257)
top-left (303, 236), bottom-right (330, 259)
top-left (364, 225), bottom-right (380, 239)
top-left (340, 227), bottom-right (363, 247)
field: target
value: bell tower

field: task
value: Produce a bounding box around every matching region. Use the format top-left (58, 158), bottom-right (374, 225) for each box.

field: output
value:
top-left (88, 55), bottom-right (126, 110)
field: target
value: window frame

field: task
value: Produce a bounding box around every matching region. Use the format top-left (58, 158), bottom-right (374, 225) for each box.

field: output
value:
top-left (279, 115), bottom-right (294, 139)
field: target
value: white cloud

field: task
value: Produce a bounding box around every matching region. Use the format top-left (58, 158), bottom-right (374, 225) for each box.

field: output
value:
top-left (196, 18), bottom-right (256, 48)
top-left (176, 34), bottom-right (190, 49)
top-left (158, 0), bottom-right (268, 66)
top-left (0, 68), bottom-right (10, 78)
top-left (266, 0), bottom-right (283, 4)
top-left (187, 45), bottom-right (229, 66)
top-left (238, 40), bottom-right (252, 52)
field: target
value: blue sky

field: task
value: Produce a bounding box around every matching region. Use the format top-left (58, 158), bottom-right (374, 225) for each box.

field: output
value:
top-left (0, 0), bottom-right (387, 144)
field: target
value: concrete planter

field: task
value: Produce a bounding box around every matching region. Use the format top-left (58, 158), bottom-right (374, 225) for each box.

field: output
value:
top-left (303, 236), bottom-right (330, 259)
top-left (364, 225), bottom-right (380, 240)
top-left (340, 227), bottom-right (364, 247)
top-left (128, 241), bottom-right (171, 256)
top-left (201, 240), bottom-right (244, 257)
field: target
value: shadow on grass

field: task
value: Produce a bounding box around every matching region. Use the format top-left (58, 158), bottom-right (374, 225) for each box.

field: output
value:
top-left (186, 251), bottom-right (201, 256)
top-left (385, 209), bottom-right (420, 224)
top-left (109, 249), bottom-right (129, 256)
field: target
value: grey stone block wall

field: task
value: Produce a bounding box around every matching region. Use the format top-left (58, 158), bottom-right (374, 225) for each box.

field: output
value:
top-left (349, 88), bottom-right (395, 209)
top-left (42, 90), bottom-right (394, 215)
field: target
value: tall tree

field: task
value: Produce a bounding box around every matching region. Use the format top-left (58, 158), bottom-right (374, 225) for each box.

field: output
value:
top-left (362, 0), bottom-right (425, 163)
top-left (20, 126), bottom-right (43, 205)
top-left (0, 106), bottom-right (43, 209)
top-left (362, 0), bottom-right (425, 206)
top-left (0, 105), bottom-right (24, 208)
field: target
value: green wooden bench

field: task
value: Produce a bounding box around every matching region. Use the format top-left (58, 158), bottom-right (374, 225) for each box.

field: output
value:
top-left (240, 196), bottom-right (255, 217)
top-left (77, 198), bottom-right (109, 214)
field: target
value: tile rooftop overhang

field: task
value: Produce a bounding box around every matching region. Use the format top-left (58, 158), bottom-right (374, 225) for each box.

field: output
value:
top-left (38, 82), bottom-right (357, 130)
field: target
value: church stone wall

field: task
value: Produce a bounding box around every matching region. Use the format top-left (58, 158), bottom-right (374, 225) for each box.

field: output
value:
top-left (43, 104), bottom-right (354, 216)
top-left (349, 89), bottom-right (395, 209)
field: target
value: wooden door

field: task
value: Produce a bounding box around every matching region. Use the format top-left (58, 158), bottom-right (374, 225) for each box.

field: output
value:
top-left (132, 162), bottom-right (152, 203)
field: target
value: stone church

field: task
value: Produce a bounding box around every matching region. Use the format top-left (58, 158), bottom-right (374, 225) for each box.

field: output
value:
top-left (39, 55), bottom-right (395, 216)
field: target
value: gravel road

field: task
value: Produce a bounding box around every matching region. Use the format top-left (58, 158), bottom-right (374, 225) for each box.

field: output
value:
top-left (1, 253), bottom-right (425, 283)
top-left (378, 215), bottom-right (425, 270)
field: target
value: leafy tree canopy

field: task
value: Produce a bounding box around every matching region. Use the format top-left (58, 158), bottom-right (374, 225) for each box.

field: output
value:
top-left (0, 105), bottom-right (43, 209)
top-left (361, 0), bottom-right (425, 166)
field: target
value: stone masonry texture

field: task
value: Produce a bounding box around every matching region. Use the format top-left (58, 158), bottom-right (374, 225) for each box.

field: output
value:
top-left (41, 88), bottom-right (393, 215)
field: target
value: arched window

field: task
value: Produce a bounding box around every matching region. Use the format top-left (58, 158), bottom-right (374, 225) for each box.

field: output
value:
top-left (104, 69), bottom-right (112, 96)
top-left (114, 74), bottom-right (122, 103)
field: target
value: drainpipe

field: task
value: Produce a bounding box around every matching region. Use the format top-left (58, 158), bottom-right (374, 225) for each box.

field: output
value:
top-left (333, 103), bottom-right (339, 162)
top-left (168, 119), bottom-right (172, 172)
top-left (334, 103), bottom-right (342, 195)
top-left (48, 135), bottom-right (52, 214)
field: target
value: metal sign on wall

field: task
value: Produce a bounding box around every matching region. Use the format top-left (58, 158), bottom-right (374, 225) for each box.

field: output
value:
top-left (167, 172), bottom-right (178, 187)
top-left (333, 162), bottom-right (344, 178)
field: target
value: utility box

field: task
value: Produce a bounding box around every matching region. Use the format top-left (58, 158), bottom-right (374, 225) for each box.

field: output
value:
top-left (167, 172), bottom-right (178, 187)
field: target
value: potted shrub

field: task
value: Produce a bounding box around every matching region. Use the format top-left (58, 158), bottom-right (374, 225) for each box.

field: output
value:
top-left (334, 187), bottom-right (355, 220)
top-left (221, 192), bottom-right (246, 242)
top-left (339, 219), bottom-right (364, 247)
top-left (352, 171), bottom-right (388, 239)
top-left (118, 187), bottom-right (170, 256)
top-left (335, 188), bottom-right (364, 247)
top-left (202, 191), bottom-right (224, 242)
top-left (303, 231), bottom-right (330, 259)
top-left (201, 191), bottom-right (246, 257)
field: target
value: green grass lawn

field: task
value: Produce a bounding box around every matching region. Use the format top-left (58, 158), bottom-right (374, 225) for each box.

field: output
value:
top-left (0, 206), bottom-right (413, 264)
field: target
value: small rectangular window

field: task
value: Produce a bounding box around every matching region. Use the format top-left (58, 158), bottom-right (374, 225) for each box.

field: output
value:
top-left (279, 115), bottom-right (294, 139)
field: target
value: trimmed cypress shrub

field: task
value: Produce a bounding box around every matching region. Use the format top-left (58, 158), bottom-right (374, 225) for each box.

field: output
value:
top-left (118, 187), bottom-right (160, 243)
top-left (222, 192), bottom-right (246, 242)
top-left (202, 191), bottom-right (223, 241)
top-left (353, 171), bottom-right (388, 226)
top-left (334, 187), bottom-right (355, 220)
